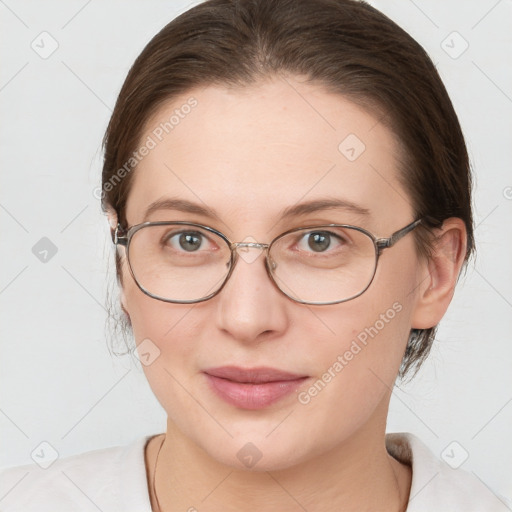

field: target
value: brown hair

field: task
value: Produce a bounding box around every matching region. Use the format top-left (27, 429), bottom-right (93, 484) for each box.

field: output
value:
top-left (101, 0), bottom-right (474, 378)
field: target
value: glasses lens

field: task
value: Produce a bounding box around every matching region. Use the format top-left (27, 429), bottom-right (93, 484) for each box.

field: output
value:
top-left (269, 226), bottom-right (377, 303)
top-left (127, 224), bottom-right (231, 302)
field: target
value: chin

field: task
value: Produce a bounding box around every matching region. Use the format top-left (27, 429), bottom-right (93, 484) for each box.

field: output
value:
top-left (197, 430), bottom-right (314, 473)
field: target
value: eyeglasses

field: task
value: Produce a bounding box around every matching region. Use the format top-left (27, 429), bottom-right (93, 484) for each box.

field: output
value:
top-left (112, 218), bottom-right (422, 305)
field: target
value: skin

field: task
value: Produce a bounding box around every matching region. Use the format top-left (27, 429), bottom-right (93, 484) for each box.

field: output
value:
top-left (110, 75), bottom-right (466, 511)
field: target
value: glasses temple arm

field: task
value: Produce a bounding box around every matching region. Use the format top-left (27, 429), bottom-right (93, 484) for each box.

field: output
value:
top-left (112, 224), bottom-right (128, 246)
top-left (375, 218), bottom-right (423, 251)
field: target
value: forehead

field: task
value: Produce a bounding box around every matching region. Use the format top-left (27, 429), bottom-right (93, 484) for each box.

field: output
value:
top-left (125, 77), bottom-right (412, 233)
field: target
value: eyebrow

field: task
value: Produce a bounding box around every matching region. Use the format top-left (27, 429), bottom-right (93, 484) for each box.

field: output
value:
top-left (143, 198), bottom-right (217, 222)
top-left (281, 198), bottom-right (370, 219)
top-left (142, 197), bottom-right (370, 223)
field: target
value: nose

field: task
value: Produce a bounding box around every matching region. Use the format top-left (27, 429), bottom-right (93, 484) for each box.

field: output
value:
top-left (213, 245), bottom-right (289, 344)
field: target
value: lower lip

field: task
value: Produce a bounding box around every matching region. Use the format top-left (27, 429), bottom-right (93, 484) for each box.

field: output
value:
top-left (204, 374), bottom-right (309, 410)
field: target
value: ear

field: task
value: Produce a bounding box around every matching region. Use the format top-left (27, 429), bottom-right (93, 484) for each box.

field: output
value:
top-left (106, 207), bottom-right (118, 241)
top-left (107, 208), bottom-right (130, 323)
top-left (411, 218), bottom-right (467, 329)
top-left (106, 207), bottom-right (118, 228)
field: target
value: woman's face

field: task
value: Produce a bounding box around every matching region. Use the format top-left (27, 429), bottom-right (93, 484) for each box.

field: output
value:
top-left (120, 76), bottom-right (427, 470)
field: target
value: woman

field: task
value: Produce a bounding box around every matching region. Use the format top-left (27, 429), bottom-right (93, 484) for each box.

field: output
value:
top-left (1, 0), bottom-right (508, 510)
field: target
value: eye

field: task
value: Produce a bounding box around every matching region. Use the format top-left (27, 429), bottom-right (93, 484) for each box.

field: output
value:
top-left (163, 230), bottom-right (209, 252)
top-left (297, 230), bottom-right (346, 253)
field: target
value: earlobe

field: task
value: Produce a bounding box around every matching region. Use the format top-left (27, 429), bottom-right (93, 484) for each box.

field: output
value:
top-left (411, 218), bottom-right (467, 329)
top-left (106, 207), bottom-right (118, 230)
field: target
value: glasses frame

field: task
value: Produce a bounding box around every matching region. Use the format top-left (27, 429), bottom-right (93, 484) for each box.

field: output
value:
top-left (112, 218), bottom-right (423, 305)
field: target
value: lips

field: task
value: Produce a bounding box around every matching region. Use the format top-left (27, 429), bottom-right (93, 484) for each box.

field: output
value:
top-left (203, 366), bottom-right (309, 410)
top-left (204, 366), bottom-right (307, 383)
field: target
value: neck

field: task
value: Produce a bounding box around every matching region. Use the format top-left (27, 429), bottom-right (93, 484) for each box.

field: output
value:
top-left (147, 414), bottom-right (411, 512)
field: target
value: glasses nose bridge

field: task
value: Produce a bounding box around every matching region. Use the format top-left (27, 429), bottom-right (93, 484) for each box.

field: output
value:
top-left (231, 240), bottom-right (277, 267)
top-left (231, 241), bottom-right (270, 252)
top-left (228, 241), bottom-right (278, 285)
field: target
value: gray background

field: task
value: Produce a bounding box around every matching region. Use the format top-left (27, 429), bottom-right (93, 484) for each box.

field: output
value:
top-left (1, 0), bottom-right (511, 506)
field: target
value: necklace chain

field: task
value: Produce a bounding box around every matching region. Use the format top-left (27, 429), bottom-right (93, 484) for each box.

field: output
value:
top-left (151, 435), bottom-right (405, 512)
top-left (152, 435), bottom-right (165, 512)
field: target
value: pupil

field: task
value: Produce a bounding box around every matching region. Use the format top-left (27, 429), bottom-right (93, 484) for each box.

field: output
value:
top-left (308, 232), bottom-right (330, 252)
top-left (179, 233), bottom-right (201, 251)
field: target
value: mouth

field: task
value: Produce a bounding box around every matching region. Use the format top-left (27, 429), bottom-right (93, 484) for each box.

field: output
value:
top-left (203, 366), bottom-right (310, 410)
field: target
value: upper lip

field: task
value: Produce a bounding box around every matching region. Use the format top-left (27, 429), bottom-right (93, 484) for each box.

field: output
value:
top-left (204, 366), bottom-right (308, 383)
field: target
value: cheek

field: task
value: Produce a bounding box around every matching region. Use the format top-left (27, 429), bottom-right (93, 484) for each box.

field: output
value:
top-left (300, 298), bottom-right (410, 389)
top-left (121, 253), bottom-right (197, 342)
top-left (126, 288), bottom-right (199, 354)
top-left (293, 259), bottom-right (416, 431)
top-left (123, 282), bottom-right (207, 417)
top-left (122, 270), bottom-right (204, 375)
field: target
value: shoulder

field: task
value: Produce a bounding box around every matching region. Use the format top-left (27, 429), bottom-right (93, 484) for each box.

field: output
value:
top-left (386, 432), bottom-right (511, 512)
top-left (0, 435), bottom-right (154, 512)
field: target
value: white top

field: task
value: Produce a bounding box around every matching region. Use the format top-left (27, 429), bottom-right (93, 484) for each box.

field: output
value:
top-left (0, 432), bottom-right (509, 511)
